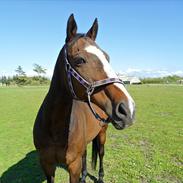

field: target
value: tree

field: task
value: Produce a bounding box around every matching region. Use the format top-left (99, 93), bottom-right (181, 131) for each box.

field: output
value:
top-left (33, 64), bottom-right (46, 76)
top-left (15, 66), bottom-right (26, 76)
top-left (14, 66), bottom-right (27, 86)
top-left (1, 76), bottom-right (7, 85)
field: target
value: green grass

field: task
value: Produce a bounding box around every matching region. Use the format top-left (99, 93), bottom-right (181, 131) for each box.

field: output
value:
top-left (0, 85), bottom-right (183, 183)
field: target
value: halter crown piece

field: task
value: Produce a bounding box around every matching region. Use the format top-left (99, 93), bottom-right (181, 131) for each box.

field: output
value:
top-left (64, 44), bottom-right (124, 123)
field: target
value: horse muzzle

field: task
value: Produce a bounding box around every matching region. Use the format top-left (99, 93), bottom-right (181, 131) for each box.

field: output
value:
top-left (111, 101), bottom-right (136, 130)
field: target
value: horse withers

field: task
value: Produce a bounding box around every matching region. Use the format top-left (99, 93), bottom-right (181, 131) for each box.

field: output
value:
top-left (33, 14), bottom-right (135, 183)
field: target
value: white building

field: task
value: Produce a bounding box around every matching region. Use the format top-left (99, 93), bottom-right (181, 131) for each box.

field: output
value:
top-left (117, 74), bottom-right (141, 85)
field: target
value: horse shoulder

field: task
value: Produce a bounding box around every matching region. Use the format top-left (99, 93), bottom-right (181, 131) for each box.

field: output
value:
top-left (83, 103), bottom-right (106, 143)
top-left (66, 100), bottom-right (86, 165)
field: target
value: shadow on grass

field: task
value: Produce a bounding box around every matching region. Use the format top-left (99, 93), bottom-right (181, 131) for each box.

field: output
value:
top-left (0, 151), bottom-right (45, 183)
top-left (0, 150), bottom-right (99, 183)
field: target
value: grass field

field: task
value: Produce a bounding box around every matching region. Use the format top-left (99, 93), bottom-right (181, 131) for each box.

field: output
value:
top-left (0, 85), bottom-right (183, 183)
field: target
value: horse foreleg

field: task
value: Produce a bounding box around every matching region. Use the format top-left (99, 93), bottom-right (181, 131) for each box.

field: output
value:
top-left (40, 159), bottom-right (56, 183)
top-left (80, 150), bottom-right (87, 183)
top-left (68, 157), bottom-right (82, 183)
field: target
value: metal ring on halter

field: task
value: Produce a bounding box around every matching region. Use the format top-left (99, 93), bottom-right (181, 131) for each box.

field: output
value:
top-left (87, 86), bottom-right (95, 96)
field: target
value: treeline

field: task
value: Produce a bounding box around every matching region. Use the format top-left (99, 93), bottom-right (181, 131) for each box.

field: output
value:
top-left (0, 64), bottom-right (50, 86)
top-left (141, 75), bottom-right (183, 84)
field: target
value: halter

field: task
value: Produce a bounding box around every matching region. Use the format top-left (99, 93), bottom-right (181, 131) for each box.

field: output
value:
top-left (64, 45), bottom-right (124, 123)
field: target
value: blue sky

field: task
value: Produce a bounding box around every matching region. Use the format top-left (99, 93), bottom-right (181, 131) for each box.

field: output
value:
top-left (0, 0), bottom-right (183, 78)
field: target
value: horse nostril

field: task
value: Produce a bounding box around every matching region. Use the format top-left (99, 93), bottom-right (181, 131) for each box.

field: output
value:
top-left (118, 103), bottom-right (127, 117)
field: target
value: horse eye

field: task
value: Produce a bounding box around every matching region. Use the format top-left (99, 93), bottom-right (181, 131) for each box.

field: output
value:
top-left (75, 58), bottom-right (86, 66)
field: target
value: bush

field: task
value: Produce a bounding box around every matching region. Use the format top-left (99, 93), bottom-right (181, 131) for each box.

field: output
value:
top-left (0, 76), bottom-right (50, 86)
top-left (141, 75), bottom-right (183, 84)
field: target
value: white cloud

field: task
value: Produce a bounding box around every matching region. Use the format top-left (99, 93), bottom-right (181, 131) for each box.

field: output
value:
top-left (0, 68), bottom-right (54, 79)
top-left (1, 66), bottom-right (183, 79)
top-left (0, 70), bottom-right (15, 76)
top-left (126, 68), bottom-right (142, 73)
top-left (26, 70), bottom-right (35, 77)
top-left (120, 68), bottom-right (183, 78)
top-left (172, 70), bottom-right (183, 76)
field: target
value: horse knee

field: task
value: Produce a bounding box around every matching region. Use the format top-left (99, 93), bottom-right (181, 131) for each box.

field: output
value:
top-left (68, 157), bottom-right (82, 183)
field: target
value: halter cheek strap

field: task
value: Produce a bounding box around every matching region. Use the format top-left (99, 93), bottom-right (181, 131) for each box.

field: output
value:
top-left (64, 45), bottom-right (124, 123)
top-left (65, 52), bottom-right (91, 99)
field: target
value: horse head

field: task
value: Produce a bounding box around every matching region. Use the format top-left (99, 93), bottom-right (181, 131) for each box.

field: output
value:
top-left (61, 14), bottom-right (135, 130)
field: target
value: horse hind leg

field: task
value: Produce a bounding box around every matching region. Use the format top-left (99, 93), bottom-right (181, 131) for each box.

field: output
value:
top-left (40, 159), bottom-right (56, 183)
top-left (98, 143), bottom-right (105, 183)
top-left (80, 150), bottom-right (87, 183)
top-left (98, 127), bottom-right (107, 183)
top-left (92, 135), bottom-right (105, 183)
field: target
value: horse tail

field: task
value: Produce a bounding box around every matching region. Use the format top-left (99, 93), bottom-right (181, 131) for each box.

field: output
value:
top-left (91, 137), bottom-right (98, 170)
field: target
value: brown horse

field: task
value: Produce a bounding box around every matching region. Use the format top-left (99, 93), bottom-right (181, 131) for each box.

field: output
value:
top-left (33, 14), bottom-right (135, 183)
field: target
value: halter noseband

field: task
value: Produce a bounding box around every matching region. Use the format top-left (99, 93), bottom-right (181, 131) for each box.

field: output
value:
top-left (64, 44), bottom-right (124, 123)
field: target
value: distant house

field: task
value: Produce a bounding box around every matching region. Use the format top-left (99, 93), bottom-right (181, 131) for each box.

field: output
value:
top-left (117, 73), bottom-right (141, 85)
top-left (130, 77), bottom-right (141, 84)
top-left (118, 75), bottom-right (131, 84)
top-left (177, 80), bottom-right (183, 84)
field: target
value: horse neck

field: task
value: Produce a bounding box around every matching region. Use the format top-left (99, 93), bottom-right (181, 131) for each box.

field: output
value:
top-left (47, 48), bottom-right (72, 107)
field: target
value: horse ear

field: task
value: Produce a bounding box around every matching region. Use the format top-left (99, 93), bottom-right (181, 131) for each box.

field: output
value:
top-left (65, 14), bottom-right (77, 43)
top-left (86, 18), bottom-right (98, 41)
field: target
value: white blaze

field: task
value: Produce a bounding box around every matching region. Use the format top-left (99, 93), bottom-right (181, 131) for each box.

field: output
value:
top-left (85, 45), bottom-right (135, 118)
top-left (85, 45), bottom-right (116, 78)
